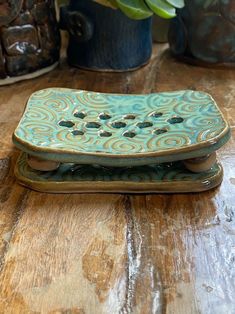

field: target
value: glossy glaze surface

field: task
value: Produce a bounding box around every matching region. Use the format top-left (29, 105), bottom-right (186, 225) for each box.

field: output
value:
top-left (13, 88), bottom-right (230, 166)
top-left (15, 153), bottom-right (223, 193)
top-left (61, 0), bottom-right (152, 71)
top-left (0, 43), bottom-right (234, 313)
top-left (169, 0), bottom-right (235, 66)
top-left (0, 0), bottom-right (60, 81)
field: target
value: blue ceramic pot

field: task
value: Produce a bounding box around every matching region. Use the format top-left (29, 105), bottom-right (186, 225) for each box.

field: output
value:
top-left (60, 0), bottom-right (152, 71)
top-left (168, 0), bottom-right (235, 67)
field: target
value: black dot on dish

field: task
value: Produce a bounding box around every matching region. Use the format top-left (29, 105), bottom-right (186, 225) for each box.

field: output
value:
top-left (111, 121), bottom-right (127, 129)
top-left (86, 122), bottom-right (101, 129)
top-left (99, 113), bottom-right (111, 120)
top-left (150, 112), bottom-right (163, 118)
top-left (72, 130), bottom-right (84, 136)
top-left (124, 114), bottom-right (136, 120)
top-left (59, 120), bottom-right (75, 128)
top-left (74, 112), bottom-right (86, 119)
top-left (154, 128), bottom-right (168, 135)
top-left (100, 131), bottom-right (112, 137)
top-left (168, 117), bottom-right (184, 124)
top-left (123, 131), bottom-right (136, 138)
top-left (137, 122), bottom-right (153, 129)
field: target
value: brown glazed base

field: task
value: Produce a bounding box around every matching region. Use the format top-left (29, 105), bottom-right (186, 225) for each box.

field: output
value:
top-left (0, 62), bottom-right (59, 86)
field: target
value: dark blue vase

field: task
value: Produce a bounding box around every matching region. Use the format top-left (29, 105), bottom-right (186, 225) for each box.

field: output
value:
top-left (60, 0), bottom-right (152, 71)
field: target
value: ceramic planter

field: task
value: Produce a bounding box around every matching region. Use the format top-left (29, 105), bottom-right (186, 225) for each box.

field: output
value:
top-left (60, 0), bottom-right (152, 72)
top-left (168, 0), bottom-right (235, 67)
top-left (0, 0), bottom-right (60, 85)
top-left (152, 16), bottom-right (169, 43)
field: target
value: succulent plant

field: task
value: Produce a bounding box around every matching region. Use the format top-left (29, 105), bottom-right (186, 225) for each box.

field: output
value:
top-left (94, 0), bottom-right (184, 19)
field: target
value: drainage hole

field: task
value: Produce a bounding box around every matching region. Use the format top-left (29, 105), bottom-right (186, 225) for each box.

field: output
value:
top-left (168, 117), bottom-right (184, 124)
top-left (100, 131), bottom-right (112, 137)
top-left (150, 112), bottom-right (163, 118)
top-left (154, 128), bottom-right (168, 135)
top-left (99, 113), bottom-right (111, 120)
top-left (59, 120), bottom-right (75, 128)
top-left (123, 131), bottom-right (136, 138)
top-left (111, 121), bottom-right (127, 129)
top-left (137, 122), bottom-right (153, 129)
top-left (124, 114), bottom-right (136, 120)
top-left (72, 130), bottom-right (84, 136)
top-left (74, 112), bottom-right (86, 119)
top-left (86, 122), bottom-right (101, 129)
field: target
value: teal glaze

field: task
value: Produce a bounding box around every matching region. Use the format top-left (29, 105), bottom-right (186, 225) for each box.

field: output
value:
top-left (17, 152), bottom-right (220, 182)
top-left (16, 153), bottom-right (223, 193)
top-left (13, 88), bottom-right (230, 167)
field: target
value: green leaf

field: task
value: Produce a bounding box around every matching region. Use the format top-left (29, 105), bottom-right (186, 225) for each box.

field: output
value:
top-left (145, 0), bottom-right (176, 18)
top-left (108, 0), bottom-right (119, 7)
top-left (165, 0), bottom-right (184, 9)
top-left (116, 0), bottom-right (153, 20)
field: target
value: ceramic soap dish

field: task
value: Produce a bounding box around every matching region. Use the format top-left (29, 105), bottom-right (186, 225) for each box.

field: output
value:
top-left (13, 88), bottom-right (230, 193)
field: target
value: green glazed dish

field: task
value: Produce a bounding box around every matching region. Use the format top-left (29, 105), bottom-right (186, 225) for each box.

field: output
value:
top-left (13, 88), bottom-right (230, 193)
top-left (13, 88), bottom-right (230, 167)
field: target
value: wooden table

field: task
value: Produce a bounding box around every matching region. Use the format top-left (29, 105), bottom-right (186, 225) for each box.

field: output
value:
top-left (0, 44), bottom-right (234, 314)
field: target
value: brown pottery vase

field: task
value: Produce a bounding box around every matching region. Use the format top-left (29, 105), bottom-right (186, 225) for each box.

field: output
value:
top-left (0, 0), bottom-right (60, 85)
top-left (169, 0), bottom-right (235, 67)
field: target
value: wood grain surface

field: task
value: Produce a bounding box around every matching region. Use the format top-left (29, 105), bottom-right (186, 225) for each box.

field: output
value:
top-left (0, 44), bottom-right (234, 314)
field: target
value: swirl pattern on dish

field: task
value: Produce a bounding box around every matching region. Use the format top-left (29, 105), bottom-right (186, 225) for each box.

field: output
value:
top-left (14, 88), bottom-right (227, 155)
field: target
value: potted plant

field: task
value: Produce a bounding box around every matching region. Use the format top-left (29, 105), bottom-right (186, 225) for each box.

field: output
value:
top-left (60, 0), bottom-right (184, 71)
top-left (168, 0), bottom-right (235, 67)
top-left (0, 0), bottom-right (60, 85)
